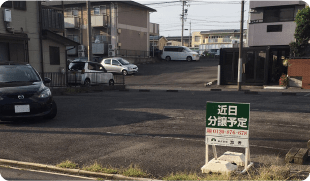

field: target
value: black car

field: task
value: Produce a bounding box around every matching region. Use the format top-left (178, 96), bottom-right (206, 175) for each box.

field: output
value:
top-left (0, 62), bottom-right (57, 121)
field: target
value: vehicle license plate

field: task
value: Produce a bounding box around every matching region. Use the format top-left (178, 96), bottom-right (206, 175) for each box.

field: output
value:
top-left (15, 105), bottom-right (30, 113)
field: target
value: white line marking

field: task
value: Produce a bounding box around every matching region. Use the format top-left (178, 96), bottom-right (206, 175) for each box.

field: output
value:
top-left (304, 93), bottom-right (310, 97)
top-left (0, 165), bottom-right (97, 180)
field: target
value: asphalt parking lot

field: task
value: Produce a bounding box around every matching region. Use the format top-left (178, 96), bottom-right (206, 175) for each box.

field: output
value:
top-left (0, 58), bottom-right (309, 179)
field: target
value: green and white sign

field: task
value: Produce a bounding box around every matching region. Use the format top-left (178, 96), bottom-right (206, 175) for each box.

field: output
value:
top-left (206, 102), bottom-right (250, 148)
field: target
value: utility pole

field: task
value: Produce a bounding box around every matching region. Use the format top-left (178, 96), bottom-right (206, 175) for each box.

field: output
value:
top-left (189, 21), bottom-right (191, 47)
top-left (87, 1), bottom-right (92, 62)
top-left (237, 0), bottom-right (244, 91)
top-left (181, 0), bottom-right (186, 46)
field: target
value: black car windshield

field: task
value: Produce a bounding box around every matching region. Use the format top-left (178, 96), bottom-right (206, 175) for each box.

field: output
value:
top-left (118, 59), bottom-right (130, 65)
top-left (69, 62), bottom-right (85, 70)
top-left (0, 65), bottom-right (41, 83)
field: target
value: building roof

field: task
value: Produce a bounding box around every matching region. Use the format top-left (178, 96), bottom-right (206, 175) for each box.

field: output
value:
top-left (150, 36), bottom-right (167, 41)
top-left (42, 1), bottom-right (156, 12)
top-left (200, 29), bottom-right (246, 34)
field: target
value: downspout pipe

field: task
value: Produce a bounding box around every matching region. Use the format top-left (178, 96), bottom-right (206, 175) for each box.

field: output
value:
top-left (38, 1), bottom-right (45, 77)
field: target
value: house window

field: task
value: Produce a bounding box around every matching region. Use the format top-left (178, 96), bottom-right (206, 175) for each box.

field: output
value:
top-left (67, 35), bottom-right (79, 43)
top-left (267, 25), bottom-right (282, 32)
top-left (1, 1), bottom-right (12, 8)
top-left (264, 6), bottom-right (294, 22)
top-left (13, 1), bottom-right (26, 10)
top-left (65, 8), bottom-right (78, 16)
top-left (194, 36), bottom-right (201, 42)
top-left (93, 6), bottom-right (106, 15)
top-left (94, 7), bottom-right (100, 15)
top-left (49, 46), bottom-right (60, 65)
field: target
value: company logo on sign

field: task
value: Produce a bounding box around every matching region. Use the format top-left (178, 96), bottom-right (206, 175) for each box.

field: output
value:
top-left (18, 95), bottom-right (24, 99)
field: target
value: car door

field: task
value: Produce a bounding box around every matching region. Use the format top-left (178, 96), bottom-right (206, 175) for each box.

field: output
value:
top-left (96, 64), bottom-right (108, 84)
top-left (178, 47), bottom-right (186, 60)
top-left (87, 62), bottom-right (98, 84)
top-left (111, 59), bottom-right (122, 73)
top-left (102, 59), bottom-right (112, 72)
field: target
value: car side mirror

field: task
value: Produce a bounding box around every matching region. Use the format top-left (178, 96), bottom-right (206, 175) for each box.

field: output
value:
top-left (43, 77), bottom-right (51, 84)
top-left (118, 64), bottom-right (122, 66)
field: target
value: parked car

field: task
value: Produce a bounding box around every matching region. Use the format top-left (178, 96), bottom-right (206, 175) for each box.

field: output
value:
top-left (100, 57), bottom-right (138, 76)
top-left (68, 60), bottom-right (114, 86)
top-left (0, 62), bottom-right (57, 121)
top-left (161, 46), bottom-right (200, 61)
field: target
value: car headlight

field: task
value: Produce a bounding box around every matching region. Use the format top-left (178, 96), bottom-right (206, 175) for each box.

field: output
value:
top-left (193, 54), bottom-right (196, 57)
top-left (39, 88), bottom-right (51, 98)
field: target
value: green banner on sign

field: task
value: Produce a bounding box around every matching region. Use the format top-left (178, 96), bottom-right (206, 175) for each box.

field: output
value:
top-left (206, 102), bottom-right (250, 130)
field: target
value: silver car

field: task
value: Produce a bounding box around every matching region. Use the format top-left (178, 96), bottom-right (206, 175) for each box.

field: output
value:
top-left (101, 57), bottom-right (138, 76)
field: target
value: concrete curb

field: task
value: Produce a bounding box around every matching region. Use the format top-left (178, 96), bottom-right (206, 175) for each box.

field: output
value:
top-left (0, 159), bottom-right (158, 180)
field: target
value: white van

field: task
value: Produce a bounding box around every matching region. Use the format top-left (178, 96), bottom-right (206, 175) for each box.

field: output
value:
top-left (161, 46), bottom-right (200, 61)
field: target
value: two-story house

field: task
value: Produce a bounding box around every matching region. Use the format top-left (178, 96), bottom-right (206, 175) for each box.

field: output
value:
top-left (44, 1), bottom-right (157, 59)
top-left (219, 1), bottom-right (307, 86)
top-left (0, 1), bottom-right (79, 75)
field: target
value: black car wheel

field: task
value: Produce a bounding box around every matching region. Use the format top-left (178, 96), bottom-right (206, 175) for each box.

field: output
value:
top-left (109, 79), bottom-right (115, 86)
top-left (122, 70), bottom-right (128, 76)
top-left (165, 56), bottom-right (171, 61)
top-left (45, 101), bottom-right (57, 120)
top-left (187, 56), bottom-right (192, 62)
top-left (84, 78), bottom-right (91, 87)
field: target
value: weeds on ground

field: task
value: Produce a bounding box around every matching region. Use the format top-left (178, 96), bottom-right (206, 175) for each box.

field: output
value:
top-left (56, 160), bottom-right (78, 169)
top-left (82, 162), bottom-right (118, 174)
top-left (121, 164), bottom-right (149, 178)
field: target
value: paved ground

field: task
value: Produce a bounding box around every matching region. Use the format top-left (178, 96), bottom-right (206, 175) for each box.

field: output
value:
top-left (0, 166), bottom-right (95, 180)
top-left (0, 90), bottom-right (309, 178)
top-left (0, 58), bottom-right (309, 179)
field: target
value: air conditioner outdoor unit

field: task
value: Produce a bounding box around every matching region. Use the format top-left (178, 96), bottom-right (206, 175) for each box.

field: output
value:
top-left (78, 45), bottom-right (85, 52)
top-left (4, 9), bottom-right (11, 22)
top-left (108, 50), bottom-right (115, 57)
top-left (78, 52), bottom-right (85, 57)
top-left (108, 44), bottom-right (115, 50)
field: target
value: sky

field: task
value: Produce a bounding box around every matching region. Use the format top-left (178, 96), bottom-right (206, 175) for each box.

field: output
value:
top-left (136, 0), bottom-right (250, 37)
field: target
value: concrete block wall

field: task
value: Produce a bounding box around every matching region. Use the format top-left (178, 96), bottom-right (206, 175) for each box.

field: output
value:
top-left (288, 59), bottom-right (310, 89)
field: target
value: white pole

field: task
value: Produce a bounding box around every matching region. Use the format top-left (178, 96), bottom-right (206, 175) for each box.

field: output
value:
top-left (217, 65), bottom-right (221, 85)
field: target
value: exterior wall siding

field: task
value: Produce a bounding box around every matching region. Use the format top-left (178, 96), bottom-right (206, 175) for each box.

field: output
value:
top-left (248, 22), bottom-right (296, 46)
top-left (43, 40), bottom-right (67, 73)
top-left (250, 1), bottom-right (304, 9)
top-left (118, 28), bottom-right (147, 51)
top-left (118, 3), bottom-right (147, 28)
top-left (0, 2), bottom-right (42, 72)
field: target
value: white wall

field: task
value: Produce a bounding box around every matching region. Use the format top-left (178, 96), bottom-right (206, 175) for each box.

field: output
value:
top-left (248, 22), bottom-right (296, 46)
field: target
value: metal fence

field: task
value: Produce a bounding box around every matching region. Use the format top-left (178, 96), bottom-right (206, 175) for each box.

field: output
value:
top-left (117, 49), bottom-right (150, 58)
top-left (42, 72), bottom-right (125, 87)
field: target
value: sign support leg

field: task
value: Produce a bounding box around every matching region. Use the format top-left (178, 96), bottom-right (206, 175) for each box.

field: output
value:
top-left (212, 145), bottom-right (218, 160)
top-left (205, 144), bottom-right (209, 164)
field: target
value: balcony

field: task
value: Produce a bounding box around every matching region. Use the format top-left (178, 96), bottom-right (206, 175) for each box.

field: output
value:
top-left (149, 23), bottom-right (159, 35)
top-left (91, 15), bottom-right (108, 27)
top-left (41, 9), bottom-right (64, 32)
top-left (64, 17), bottom-right (80, 29)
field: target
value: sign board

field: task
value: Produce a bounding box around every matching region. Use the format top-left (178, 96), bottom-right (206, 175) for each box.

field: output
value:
top-left (206, 102), bottom-right (250, 148)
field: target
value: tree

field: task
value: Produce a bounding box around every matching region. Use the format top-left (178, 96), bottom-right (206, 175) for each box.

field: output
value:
top-left (290, 6), bottom-right (310, 57)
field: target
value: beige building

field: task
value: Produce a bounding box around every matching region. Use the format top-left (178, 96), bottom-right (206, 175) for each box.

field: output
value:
top-left (0, 1), bottom-right (78, 74)
top-left (45, 1), bottom-right (158, 58)
top-left (191, 29), bottom-right (246, 48)
top-left (150, 36), bottom-right (168, 50)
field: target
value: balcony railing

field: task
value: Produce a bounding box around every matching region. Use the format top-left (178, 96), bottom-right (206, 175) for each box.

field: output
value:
top-left (64, 17), bottom-right (80, 29)
top-left (41, 9), bottom-right (64, 32)
top-left (117, 49), bottom-right (150, 58)
top-left (91, 15), bottom-right (108, 27)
